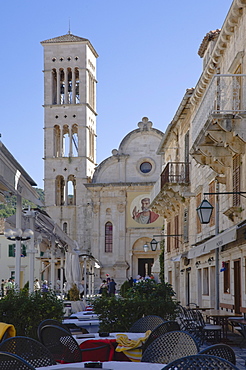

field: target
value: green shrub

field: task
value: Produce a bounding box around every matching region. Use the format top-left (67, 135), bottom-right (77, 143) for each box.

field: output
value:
top-left (120, 280), bottom-right (131, 297)
top-left (92, 280), bottom-right (178, 332)
top-left (67, 284), bottom-right (80, 301)
top-left (0, 289), bottom-right (64, 339)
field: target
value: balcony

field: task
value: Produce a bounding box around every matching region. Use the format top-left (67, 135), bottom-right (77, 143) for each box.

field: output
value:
top-left (191, 74), bottom-right (246, 174)
top-left (161, 162), bottom-right (190, 188)
top-left (150, 162), bottom-right (190, 219)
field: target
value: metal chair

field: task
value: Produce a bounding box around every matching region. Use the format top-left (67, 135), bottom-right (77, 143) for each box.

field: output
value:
top-left (234, 322), bottom-right (246, 346)
top-left (0, 336), bottom-right (57, 367)
top-left (39, 325), bottom-right (111, 363)
top-left (142, 320), bottom-right (180, 353)
top-left (37, 319), bottom-right (87, 341)
top-left (199, 343), bottom-right (236, 365)
top-left (141, 330), bottom-right (199, 364)
top-left (0, 351), bottom-right (36, 370)
top-left (162, 354), bottom-right (239, 369)
top-left (129, 315), bottom-right (165, 333)
top-left (196, 310), bottom-right (222, 343)
top-left (178, 307), bottom-right (221, 345)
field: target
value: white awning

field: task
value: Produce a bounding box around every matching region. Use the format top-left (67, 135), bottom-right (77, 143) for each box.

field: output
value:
top-left (187, 225), bottom-right (237, 259)
top-left (170, 254), bottom-right (183, 262)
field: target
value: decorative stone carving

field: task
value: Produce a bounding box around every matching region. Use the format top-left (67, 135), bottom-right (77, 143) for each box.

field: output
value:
top-left (93, 203), bottom-right (100, 214)
top-left (138, 117), bottom-right (153, 131)
top-left (117, 203), bottom-right (125, 213)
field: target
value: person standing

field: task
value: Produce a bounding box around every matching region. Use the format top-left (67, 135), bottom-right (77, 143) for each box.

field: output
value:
top-left (108, 278), bottom-right (116, 296)
top-left (1, 279), bottom-right (4, 297)
top-left (41, 280), bottom-right (49, 292)
top-left (34, 279), bottom-right (40, 292)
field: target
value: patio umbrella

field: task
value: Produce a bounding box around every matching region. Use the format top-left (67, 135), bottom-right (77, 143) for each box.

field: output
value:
top-left (72, 252), bottom-right (83, 294)
top-left (64, 251), bottom-right (73, 293)
top-left (64, 251), bottom-right (84, 294)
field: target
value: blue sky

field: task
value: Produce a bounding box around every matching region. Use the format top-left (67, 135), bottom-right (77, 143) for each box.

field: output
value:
top-left (0, 0), bottom-right (232, 188)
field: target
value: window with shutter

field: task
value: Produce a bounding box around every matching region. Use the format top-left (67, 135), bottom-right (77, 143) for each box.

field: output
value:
top-left (233, 154), bottom-right (241, 206)
top-left (209, 181), bottom-right (215, 227)
top-left (224, 261), bottom-right (230, 293)
top-left (21, 244), bottom-right (27, 257)
top-left (183, 208), bottom-right (189, 243)
top-left (196, 193), bottom-right (202, 233)
top-left (8, 244), bottom-right (15, 257)
top-left (174, 215), bottom-right (179, 249)
top-left (167, 222), bottom-right (171, 253)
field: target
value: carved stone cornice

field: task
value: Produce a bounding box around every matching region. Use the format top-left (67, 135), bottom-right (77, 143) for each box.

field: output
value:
top-left (191, 0), bottom-right (246, 105)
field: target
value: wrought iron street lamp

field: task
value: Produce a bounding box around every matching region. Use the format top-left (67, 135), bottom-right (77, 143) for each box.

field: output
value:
top-left (150, 238), bottom-right (158, 251)
top-left (143, 239), bottom-right (159, 252)
top-left (196, 199), bottom-right (214, 224)
top-left (196, 189), bottom-right (246, 310)
top-left (143, 243), bottom-right (149, 252)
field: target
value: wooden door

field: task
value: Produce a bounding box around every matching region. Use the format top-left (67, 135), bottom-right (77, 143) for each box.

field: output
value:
top-left (234, 259), bottom-right (241, 314)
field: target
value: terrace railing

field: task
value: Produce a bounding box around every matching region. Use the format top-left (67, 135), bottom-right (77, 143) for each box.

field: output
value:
top-left (161, 162), bottom-right (190, 189)
top-left (191, 74), bottom-right (246, 146)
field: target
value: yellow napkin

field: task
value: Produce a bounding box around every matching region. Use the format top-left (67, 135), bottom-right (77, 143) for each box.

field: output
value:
top-left (115, 330), bottom-right (151, 362)
top-left (0, 322), bottom-right (16, 341)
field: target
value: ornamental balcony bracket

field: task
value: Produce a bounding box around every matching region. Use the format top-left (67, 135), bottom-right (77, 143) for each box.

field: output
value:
top-left (223, 206), bottom-right (243, 222)
top-left (150, 162), bottom-right (189, 218)
top-left (191, 75), bottom-right (246, 170)
top-left (151, 187), bottom-right (186, 219)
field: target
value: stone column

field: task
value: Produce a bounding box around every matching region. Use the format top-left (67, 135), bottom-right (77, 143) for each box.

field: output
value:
top-left (64, 68), bottom-right (68, 104)
top-left (57, 69), bottom-right (60, 105)
top-left (72, 69), bottom-right (76, 104)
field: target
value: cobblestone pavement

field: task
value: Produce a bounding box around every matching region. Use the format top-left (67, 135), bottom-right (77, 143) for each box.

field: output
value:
top-left (200, 332), bottom-right (246, 369)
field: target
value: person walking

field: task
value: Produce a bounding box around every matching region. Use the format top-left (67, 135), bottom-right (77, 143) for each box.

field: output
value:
top-left (108, 278), bottom-right (116, 296)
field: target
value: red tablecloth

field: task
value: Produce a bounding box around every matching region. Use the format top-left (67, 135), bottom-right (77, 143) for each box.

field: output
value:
top-left (79, 339), bottom-right (130, 362)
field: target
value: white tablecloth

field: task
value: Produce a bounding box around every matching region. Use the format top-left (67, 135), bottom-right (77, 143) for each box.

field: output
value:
top-left (74, 332), bottom-right (146, 345)
top-left (70, 311), bottom-right (99, 320)
top-left (36, 361), bottom-right (165, 370)
top-left (63, 319), bottom-right (100, 333)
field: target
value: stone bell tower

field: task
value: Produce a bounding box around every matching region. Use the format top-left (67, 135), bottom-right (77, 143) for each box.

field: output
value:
top-left (41, 33), bottom-right (98, 249)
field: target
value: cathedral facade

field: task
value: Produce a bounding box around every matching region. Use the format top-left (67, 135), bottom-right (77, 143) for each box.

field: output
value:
top-left (41, 33), bottom-right (164, 286)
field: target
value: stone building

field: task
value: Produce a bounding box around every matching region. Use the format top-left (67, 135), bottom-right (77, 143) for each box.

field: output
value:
top-left (41, 34), bottom-right (164, 287)
top-left (151, 0), bottom-right (246, 314)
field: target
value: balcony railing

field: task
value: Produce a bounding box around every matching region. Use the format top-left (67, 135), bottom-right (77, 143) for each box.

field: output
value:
top-left (161, 162), bottom-right (190, 189)
top-left (191, 74), bottom-right (246, 146)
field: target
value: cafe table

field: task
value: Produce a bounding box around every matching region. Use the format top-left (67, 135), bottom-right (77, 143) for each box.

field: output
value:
top-left (70, 311), bottom-right (99, 320)
top-left (36, 361), bottom-right (166, 370)
top-left (205, 309), bottom-right (242, 341)
top-left (74, 332), bottom-right (146, 346)
top-left (63, 319), bottom-right (100, 333)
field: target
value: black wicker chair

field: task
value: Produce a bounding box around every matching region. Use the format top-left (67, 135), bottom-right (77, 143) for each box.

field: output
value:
top-left (39, 325), bottom-right (111, 363)
top-left (199, 343), bottom-right (236, 365)
top-left (0, 336), bottom-right (56, 368)
top-left (162, 354), bottom-right (239, 369)
top-left (196, 310), bottom-right (222, 343)
top-left (141, 330), bottom-right (199, 364)
top-left (37, 319), bottom-right (87, 341)
top-left (142, 321), bottom-right (180, 353)
top-left (0, 351), bottom-right (36, 370)
top-left (129, 315), bottom-right (165, 333)
top-left (177, 307), bottom-right (221, 345)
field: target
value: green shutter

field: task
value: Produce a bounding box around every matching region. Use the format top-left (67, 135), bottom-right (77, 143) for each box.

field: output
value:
top-left (9, 244), bottom-right (15, 257)
top-left (21, 244), bottom-right (27, 257)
